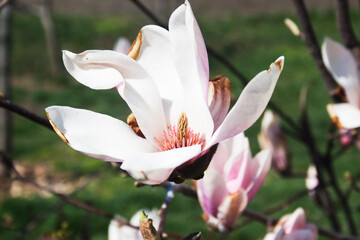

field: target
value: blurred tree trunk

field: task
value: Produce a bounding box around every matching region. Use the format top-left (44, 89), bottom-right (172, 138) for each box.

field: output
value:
top-left (38, 0), bottom-right (60, 75)
top-left (0, 1), bottom-right (13, 197)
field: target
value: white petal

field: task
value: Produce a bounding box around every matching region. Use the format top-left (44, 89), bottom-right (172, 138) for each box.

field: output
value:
top-left (46, 106), bottom-right (156, 161)
top-left (63, 50), bottom-right (122, 90)
top-left (108, 216), bottom-right (140, 240)
top-left (121, 145), bottom-right (202, 184)
top-left (322, 37), bottom-right (360, 107)
top-left (327, 103), bottom-right (360, 129)
top-left (168, 1), bottom-right (214, 142)
top-left (169, 0), bottom-right (209, 101)
top-left (136, 26), bottom-right (182, 102)
top-left (209, 57), bottom-right (284, 146)
top-left (64, 50), bottom-right (168, 146)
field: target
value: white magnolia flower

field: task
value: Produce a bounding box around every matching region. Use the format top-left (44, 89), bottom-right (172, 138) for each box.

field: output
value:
top-left (109, 209), bottom-right (160, 240)
top-left (322, 37), bottom-right (360, 129)
top-left (46, 0), bottom-right (284, 184)
top-left (263, 208), bottom-right (317, 240)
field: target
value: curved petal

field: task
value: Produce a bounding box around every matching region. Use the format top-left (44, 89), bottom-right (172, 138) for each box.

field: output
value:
top-left (63, 50), bottom-right (167, 146)
top-left (283, 208), bottom-right (307, 232)
top-left (121, 145), bottom-right (201, 184)
top-left (196, 167), bottom-right (227, 216)
top-left (63, 50), bottom-right (122, 90)
top-left (169, 0), bottom-right (209, 101)
top-left (327, 103), bottom-right (360, 129)
top-left (45, 106), bottom-right (157, 162)
top-left (322, 37), bottom-right (360, 107)
top-left (168, 1), bottom-right (214, 142)
top-left (208, 75), bottom-right (232, 131)
top-left (209, 56), bottom-right (284, 146)
top-left (246, 149), bottom-right (271, 201)
top-left (134, 26), bottom-right (182, 103)
top-left (217, 189), bottom-right (248, 231)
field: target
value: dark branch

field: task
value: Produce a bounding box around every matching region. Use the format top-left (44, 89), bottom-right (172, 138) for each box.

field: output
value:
top-left (291, 0), bottom-right (339, 99)
top-left (334, 0), bottom-right (359, 48)
top-left (0, 99), bottom-right (52, 130)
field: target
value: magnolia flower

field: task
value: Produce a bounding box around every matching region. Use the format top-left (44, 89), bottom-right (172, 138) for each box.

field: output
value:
top-left (322, 37), bottom-right (360, 129)
top-left (196, 132), bottom-right (271, 232)
top-left (264, 208), bottom-right (317, 240)
top-left (258, 110), bottom-right (290, 175)
top-left (113, 37), bottom-right (131, 54)
top-left (108, 209), bottom-right (160, 240)
top-left (45, 0), bottom-right (284, 184)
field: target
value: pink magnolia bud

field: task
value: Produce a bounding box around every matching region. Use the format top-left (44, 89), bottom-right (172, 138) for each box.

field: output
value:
top-left (259, 110), bottom-right (291, 175)
top-left (196, 133), bottom-right (271, 232)
top-left (264, 208), bottom-right (318, 240)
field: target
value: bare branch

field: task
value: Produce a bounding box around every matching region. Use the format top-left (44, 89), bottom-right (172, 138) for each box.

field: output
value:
top-left (0, 99), bottom-right (52, 130)
top-left (291, 0), bottom-right (340, 100)
top-left (0, 0), bottom-right (10, 10)
top-left (334, 0), bottom-right (359, 48)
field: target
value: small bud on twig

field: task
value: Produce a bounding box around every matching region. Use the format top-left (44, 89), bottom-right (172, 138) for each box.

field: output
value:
top-left (284, 18), bottom-right (303, 38)
top-left (139, 211), bottom-right (161, 240)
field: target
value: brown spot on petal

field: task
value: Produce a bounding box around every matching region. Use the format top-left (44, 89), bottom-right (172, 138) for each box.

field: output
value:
top-left (274, 58), bottom-right (283, 70)
top-left (128, 30), bottom-right (142, 60)
top-left (127, 113), bottom-right (145, 138)
top-left (46, 112), bottom-right (69, 145)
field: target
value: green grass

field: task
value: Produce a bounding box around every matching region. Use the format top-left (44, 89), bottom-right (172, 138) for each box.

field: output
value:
top-left (1, 9), bottom-right (360, 239)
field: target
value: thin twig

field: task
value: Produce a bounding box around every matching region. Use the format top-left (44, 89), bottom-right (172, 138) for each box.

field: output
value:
top-left (157, 183), bottom-right (174, 235)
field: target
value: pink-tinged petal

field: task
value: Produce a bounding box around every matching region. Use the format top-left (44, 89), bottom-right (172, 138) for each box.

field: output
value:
top-left (121, 145), bottom-right (201, 184)
top-left (322, 37), bottom-right (360, 107)
top-left (135, 26), bottom-right (182, 103)
top-left (169, 0), bottom-right (209, 101)
top-left (197, 168), bottom-right (228, 216)
top-left (63, 50), bottom-right (167, 146)
top-left (283, 230), bottom-right (317, 240)
top-left (63, 50), bottom-right (122, 90)
top-left (113, 37), bottom-right (131, 54)
top-left (216, 189), bottom-right (248, 231)
top-left (263, 227), bottom-right (284, 240)
top-left (207, 75), bottom-right (232, 131)
top-left (283, 208), bottom-right (307, 233)
top-left (209, 57), bottom-right (284, 146)
top-left (224, 135), bottom-right (254, 193)
top-left (246, 149), bottom-right (271, 201)
top-left (45, 106), bottom-right (156, 161)
top-left (305, 165), bottom-right (318, 191)
top-left (327, 103), bottom-right (360, 129)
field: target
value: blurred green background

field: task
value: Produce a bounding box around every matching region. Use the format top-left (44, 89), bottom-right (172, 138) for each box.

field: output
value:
top-left (1, 1), bottom-right (360, 239)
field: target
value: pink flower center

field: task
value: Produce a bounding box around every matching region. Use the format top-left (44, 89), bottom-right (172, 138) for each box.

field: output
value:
top-left (154, 113), bottom-right (205, 151)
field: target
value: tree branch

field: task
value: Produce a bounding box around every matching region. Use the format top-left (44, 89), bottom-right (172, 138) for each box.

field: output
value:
top-left (291, 0), bottom-right (339, 99)
top-left (334, 0), bottom-right (359, 48)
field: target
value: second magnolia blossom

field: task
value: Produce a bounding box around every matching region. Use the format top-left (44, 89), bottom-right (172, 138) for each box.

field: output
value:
top-left (45, 0), bottom-right (284, 184)
top-left (196, 132), bottom-right (271, 232)
top-left (263, 208), bottom-right (317, 240)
